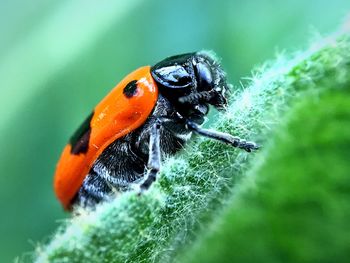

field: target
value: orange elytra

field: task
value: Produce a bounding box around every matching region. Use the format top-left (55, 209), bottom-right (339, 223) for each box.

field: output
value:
top-left (54, 66), bottom-right (158, 209)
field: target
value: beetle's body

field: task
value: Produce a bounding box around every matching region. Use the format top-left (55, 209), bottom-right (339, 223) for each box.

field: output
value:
top-left (54, 51), bottom-right (258, 210)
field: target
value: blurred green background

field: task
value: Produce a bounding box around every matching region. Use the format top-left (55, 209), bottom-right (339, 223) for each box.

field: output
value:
top-left (0, 0), bottom-right (349, 262)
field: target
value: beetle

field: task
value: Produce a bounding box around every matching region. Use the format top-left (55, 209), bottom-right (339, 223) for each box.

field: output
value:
top-left (54, 51), bottom-right (259, 210)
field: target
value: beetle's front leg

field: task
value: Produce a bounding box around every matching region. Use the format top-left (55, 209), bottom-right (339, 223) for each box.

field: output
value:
top-left (186, 120), bottom-right (259, 152)
top-left (139, 120), bottom-right (162, 192)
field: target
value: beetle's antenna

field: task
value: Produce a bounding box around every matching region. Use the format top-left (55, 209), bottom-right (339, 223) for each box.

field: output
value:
top-left (178, 90), bottom-right (215, 105)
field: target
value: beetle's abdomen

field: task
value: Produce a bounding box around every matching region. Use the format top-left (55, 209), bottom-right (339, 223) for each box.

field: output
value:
top-left (72, 97), bottom-right (191, 208)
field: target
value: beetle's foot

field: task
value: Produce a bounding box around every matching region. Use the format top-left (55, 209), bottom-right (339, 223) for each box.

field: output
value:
top-left (236, 139), bottom-right (260, 152)
top-left (137, 169), bottom-right (157, 196)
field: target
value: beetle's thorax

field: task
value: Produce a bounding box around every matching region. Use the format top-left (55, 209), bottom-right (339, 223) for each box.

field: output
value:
top-left (135, 94), bottom-right (194, 156)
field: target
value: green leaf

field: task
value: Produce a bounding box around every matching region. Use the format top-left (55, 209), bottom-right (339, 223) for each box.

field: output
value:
top-left (180, 73), bottom-right (350, 263)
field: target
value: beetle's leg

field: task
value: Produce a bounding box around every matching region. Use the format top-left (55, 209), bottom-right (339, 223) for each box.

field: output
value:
top-left (139, 120), bottom-right (161, 192)
top-left (186, 120), bottom-right (259, 152)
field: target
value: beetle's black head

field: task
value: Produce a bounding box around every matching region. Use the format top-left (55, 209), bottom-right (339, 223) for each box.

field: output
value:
top-left (151, 51), bottom-right (230, 124)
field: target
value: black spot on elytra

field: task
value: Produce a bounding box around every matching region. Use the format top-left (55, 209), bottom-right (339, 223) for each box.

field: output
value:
top-left (69, 112), bottom-right (93, 155)
top-left (123, 80), bottom-right (138, 98)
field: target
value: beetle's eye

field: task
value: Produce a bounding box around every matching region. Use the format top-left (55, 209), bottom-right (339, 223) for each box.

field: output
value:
top-left (152, 65), bottom-right (192, 88)
top-left (194, 61), bottom-right (213, 91)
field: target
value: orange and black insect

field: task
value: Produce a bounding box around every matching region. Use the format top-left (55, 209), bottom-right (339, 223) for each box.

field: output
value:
top-left (54, 52), bottom-right (258, 210)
